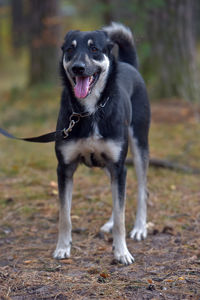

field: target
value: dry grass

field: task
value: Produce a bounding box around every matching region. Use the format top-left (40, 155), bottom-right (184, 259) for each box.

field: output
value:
top-left (0, 90), bottom-right (200, 299)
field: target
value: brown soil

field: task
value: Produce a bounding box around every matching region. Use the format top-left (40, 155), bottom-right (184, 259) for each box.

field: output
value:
top-left (0, 100), bottom-right (200, 299)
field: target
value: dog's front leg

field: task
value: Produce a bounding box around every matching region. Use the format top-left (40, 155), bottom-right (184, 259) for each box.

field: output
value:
top-left (110, 165), bottom-right (134, 265)
top-left (54, 162), bottom-right (77, 259)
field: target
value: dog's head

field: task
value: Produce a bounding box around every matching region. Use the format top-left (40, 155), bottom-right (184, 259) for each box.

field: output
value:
top-left (61, 30), bottom-right (113, 100)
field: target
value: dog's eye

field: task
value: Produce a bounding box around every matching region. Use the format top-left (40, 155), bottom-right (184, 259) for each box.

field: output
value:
top-left (66, 47), bottom-right (74, 54)
top-left (90, 46), bottom-right (98, 53)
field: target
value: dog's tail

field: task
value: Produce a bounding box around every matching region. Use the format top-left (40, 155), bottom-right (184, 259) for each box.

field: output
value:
top-left (103, 22), bottom-right (138, 69)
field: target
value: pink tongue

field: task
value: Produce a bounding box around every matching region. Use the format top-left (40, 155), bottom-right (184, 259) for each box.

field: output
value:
top-left (74, 77), bottom-right (90, 99)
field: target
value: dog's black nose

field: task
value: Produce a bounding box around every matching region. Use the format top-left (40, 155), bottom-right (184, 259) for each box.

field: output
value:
top-left (72, 63), bottom-right (86, 75)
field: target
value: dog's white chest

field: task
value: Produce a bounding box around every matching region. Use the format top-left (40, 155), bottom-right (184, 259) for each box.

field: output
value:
top-left (60, 135), bottom-right (122, 167)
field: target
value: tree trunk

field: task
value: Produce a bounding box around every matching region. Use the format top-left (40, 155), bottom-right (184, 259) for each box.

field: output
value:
top-left (101, 0), bottom-right (113, 24)
top-left (147, 0), bottom-right (199, 102)
top-left (28, 0), bottom-right (61, 85)
top-left (11, 0), bottom-right (25, 50)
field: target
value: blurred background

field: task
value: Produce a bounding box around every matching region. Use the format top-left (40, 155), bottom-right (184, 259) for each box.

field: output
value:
top-left (0, 0), bottom-right (200, 102)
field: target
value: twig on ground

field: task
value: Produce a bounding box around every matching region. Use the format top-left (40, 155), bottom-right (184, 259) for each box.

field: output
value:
top-left (126, 157), bottom-right (200, 174)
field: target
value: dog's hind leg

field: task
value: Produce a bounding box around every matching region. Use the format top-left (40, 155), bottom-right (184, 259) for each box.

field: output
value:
top-left (100, 169), bottom-right (114, 233)
top-left (100, 167), bottom-right (122, 234)
top-left (109, 164), bottom-right (134, 265)
top-left (54, 162), bottom-right (77, 259)
top-left (100, 212), bottom-right (113, 233)
top-left (129, 127), bottom-right (149, 241)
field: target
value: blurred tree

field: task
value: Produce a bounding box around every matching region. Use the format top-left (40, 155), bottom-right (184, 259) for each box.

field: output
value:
top-left (146, 0), bottom-right (199, 102)
top-left (101, 0), bottom-right (113, 24)
top-left (28, 0), bottom-right (61, 85)
top-left (1, 0), bottom-right (200, 102)
top-left (11, 0), bottom-right (26, 50)
top-left (94, 0), bottom-right (199, 102)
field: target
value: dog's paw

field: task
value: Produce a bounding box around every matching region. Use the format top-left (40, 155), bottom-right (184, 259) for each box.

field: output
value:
top-left (130, 225), bottom-right (147, 241)
top-left (100, 220), bottom-right (113, 233)
top-left (53, 246), bottom-right (71, 260)
top-left (114, 248), bottom-right (134, 265)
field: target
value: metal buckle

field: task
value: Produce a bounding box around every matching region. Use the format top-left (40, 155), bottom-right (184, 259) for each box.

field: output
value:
top-left (62, 128), bottom-right (69, 138)
top-left (62, 111), bottom-right (91, 139)
top-left (62, 119), bottom-right (76, 138)
top-left (70, 113), bottom-right (81, 123)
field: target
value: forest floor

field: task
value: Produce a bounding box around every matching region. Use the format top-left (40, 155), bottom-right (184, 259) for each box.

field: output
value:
top-left (0, 88), bottom-right (200, 299)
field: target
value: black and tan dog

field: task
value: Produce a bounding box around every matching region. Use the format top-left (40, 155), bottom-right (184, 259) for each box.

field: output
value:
top-left (54, 23), bottom-right (150, 265)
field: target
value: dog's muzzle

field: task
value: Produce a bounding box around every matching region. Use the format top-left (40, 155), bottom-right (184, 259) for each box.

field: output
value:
top-left (69, 62), bottom-right (100, 99)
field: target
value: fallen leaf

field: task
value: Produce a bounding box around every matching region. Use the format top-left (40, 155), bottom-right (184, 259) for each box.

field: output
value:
top-left (61, 259), bottom-right (73, 264)
top-left (170, 184), bottom-right (176, 191)
top-left (146, 222), bottom-right (155, 229)
top-left (50, 181), bottom-right (58, 188)
top-left (147, 279), bottom-right (153, 284)
top-left (100, 272), bottom-right (110, 279)
top-left (52, 189), bottom-right (58, 195)
top-left (71, 215), bottom-right (80, 220)
top-left (24, 260), bottom-right (35, 264)
top-left (98, 246), bottom-right (107, 251)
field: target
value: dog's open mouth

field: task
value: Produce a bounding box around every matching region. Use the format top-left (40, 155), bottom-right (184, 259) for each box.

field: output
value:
top-left (73, 73), bottom-right (99, 99)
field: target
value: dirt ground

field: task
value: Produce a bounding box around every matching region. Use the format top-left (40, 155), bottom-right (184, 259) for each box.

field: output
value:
top-left (0, 94), bottom-right (200, 299)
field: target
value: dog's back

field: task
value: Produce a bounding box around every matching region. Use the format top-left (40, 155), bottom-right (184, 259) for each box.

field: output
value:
top-left (104, 22), bottom-right (150, 145)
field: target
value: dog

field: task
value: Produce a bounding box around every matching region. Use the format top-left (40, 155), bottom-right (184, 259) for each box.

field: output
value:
top-left (54, 22), bottom-right (150, 265)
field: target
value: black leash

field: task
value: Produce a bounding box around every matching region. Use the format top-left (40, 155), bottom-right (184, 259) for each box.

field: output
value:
top-left (0, 97), bottom-right (109, 143)
top-left (0, 112), bottom-right (90, 143)
top-left (0, 127), bottom-right (59, 143)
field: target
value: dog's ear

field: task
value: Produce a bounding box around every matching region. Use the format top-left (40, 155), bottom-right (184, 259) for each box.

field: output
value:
top-left (61, 31), bottom-right (72, 51)
top-left (61, 30), bottom-right (79, 50)
top-left (64, 30), bottom-right (80, 40)
top-left (64, 30), bottom-right (76, 41)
